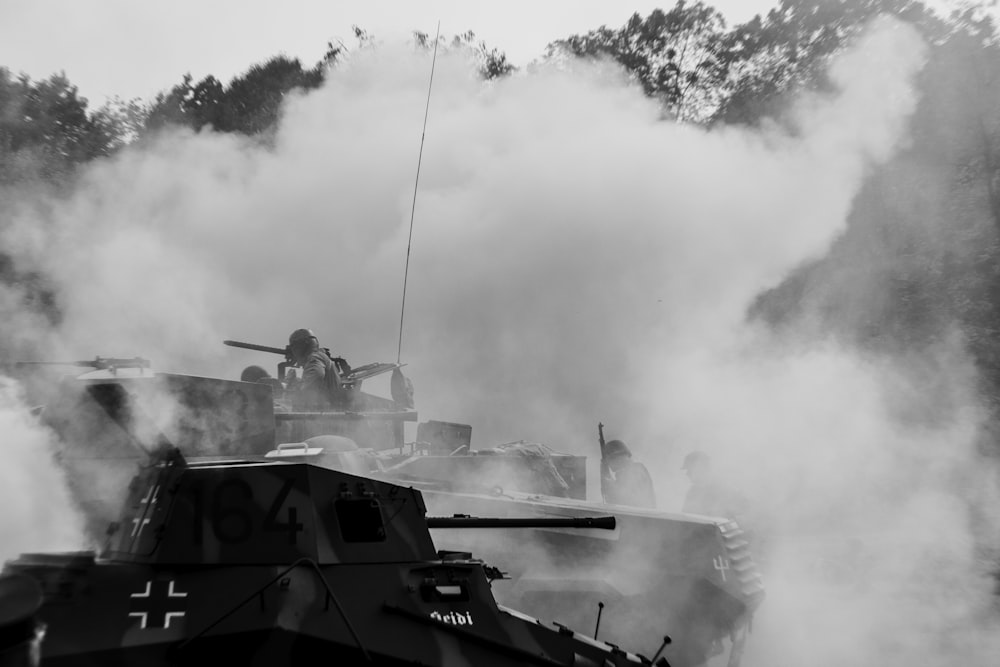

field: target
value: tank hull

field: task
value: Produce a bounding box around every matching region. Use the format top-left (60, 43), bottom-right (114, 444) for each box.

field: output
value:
top-left (415, 486), bottom-right (763, 666)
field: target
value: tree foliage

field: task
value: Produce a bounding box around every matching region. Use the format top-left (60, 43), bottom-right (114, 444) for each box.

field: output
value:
top-left (0, 69), bottom-right (117, 327)
top-left (738, 2), bottom-right (1000, 431)
top-left (142, 27), bottom-right (514, 140)
top-left (412, 29), bottom-right (516, 80)
top-left (548, 0), bottom-right (1000, 434)
top-left (0, 68), bottom-right (129, 184)
top-left (548, 1), bottom-right (729, 122)
top-left (144, 55), bottom-right (327, 136)
top-left (717, 0), bottom-right (945, 124)
top-left (548, 0), bottom-right (945, 124)
top-left (0, 69), bottom-right (145, 327)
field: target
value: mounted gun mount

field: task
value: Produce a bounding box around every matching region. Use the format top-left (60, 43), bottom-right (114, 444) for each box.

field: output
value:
top-left (223, 339), bottom-right (400, 386)
top-left (2, 449), bottom-right (659, 666)
top-left (224, 338), bottom-right (415, 449)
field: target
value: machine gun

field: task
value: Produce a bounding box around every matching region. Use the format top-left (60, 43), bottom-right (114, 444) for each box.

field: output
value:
top-left (10, 356), bottom-right (151, 376)
top-left (222, 340), bottom-right (291, 359)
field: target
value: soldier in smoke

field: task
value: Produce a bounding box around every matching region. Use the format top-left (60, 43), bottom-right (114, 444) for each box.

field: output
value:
top-left (602, 439), bottom-right (656, 508)
top-left (239, 364), bottom-right (271, 383)
top-left (286, 328), bottom-right (350, 410)
top-left (681, 451), bottom-right (746, 520)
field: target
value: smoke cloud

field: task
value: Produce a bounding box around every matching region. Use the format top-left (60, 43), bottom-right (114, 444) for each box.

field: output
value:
top-left (0, 377), bottom-right (85, 563)
top-left (2, 13), bottom-right (998, 666)
top-left (1, 19), bottom-right (929, 445)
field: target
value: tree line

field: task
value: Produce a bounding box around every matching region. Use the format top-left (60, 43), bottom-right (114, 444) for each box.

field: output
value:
top-left (5, 1), bottom-right (1000, 443)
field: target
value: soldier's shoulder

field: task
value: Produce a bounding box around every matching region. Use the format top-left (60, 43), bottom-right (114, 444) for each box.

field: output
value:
top-left (307, 349), bottom-right (333, 363)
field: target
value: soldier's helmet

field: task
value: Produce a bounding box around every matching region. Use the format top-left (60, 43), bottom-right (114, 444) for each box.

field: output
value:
top-left (605, 439), bottom-right (631, 458)
top-left (682, 450), bottom-right (709, 470)
top-left (289, 328), bottom-right (317, 346)
top-left (240, 365), bottom-right (271, 383)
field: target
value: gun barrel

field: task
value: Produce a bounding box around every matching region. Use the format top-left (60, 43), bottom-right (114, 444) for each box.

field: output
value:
top-left (223, 340), bottom-right (288, 356)
top-left (13, 361), bottom-right (84, 367)
top-left (425, 515), bottom-right (616, 530)
top-left (13, 357), bottom-right (150, 370)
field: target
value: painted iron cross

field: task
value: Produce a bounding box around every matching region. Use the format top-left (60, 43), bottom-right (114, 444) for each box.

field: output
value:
top-left (128, 579), bottom-right (188, 630)
top-left (713, 555), bottom-right (730, 582)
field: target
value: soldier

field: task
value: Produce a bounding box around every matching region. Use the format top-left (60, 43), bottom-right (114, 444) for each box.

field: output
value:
top-left (286, 328), bottom-right (346, 410)
top-left (603, 439), bottom-right (656, 508)
top-left (681, 451), bottom-right (745, 520)
top-left (240, 365), bottom-right (271, 383)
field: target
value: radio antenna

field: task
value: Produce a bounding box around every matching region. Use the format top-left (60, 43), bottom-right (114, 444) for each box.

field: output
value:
top-left (397, 21), bottom-right (440, 365)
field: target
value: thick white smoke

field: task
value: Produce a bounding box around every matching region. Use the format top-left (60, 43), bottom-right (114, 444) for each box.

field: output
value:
top-left (0, 377), bottom-right (86, 563)
top-left (2, 19), bottom-right (929, 446)
top-left (2, 14), bottom-right (998, 666)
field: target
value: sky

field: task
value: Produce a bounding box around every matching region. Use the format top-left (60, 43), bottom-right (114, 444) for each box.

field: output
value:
top-left (0, 0), bottom-right (861, 106)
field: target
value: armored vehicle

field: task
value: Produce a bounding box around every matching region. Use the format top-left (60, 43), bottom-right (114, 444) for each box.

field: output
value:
top-left (12, 352), bottom-right (764, 666)
top-left (2, 445), bottom-right (663, 666)
top-left (226, 342), bottom-right (764, 666)
top-left (272, 442), bottom-right (761, 667)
